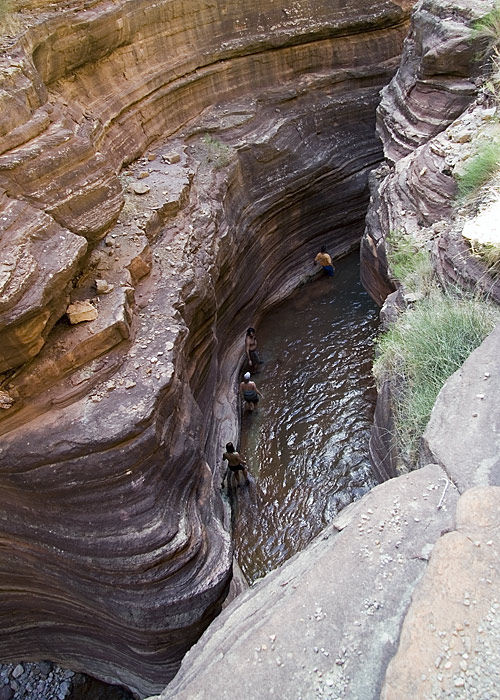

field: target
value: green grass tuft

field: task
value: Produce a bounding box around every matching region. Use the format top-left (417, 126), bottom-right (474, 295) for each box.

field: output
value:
top-left (374, 289), bottom-right (500, 466)
top-left (201, 133), bottom-right (235, 170)
top-left (386, 229), bottom-right (434, 292)
top-left (456, 140), bottom-right (500, 199)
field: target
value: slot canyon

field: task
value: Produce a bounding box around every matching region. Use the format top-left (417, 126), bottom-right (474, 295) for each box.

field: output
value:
top-left (0, 1), bottom-right (499, 699)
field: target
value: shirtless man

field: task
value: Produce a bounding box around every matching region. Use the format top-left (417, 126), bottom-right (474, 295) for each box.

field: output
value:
top-left (314, 246), bottom-right (335, 277)
top-left (245, 327), bottom-right (262, 370)
top-left (239, 372), bottom-right (264, 412)
top-left (222, 442), bottom-right (249, 487)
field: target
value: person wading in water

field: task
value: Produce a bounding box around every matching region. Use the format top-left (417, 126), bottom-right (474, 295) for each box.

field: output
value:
top-left (314, 246), bottom-right (335, 277)
top-left (222, 442), bottom-right (250, 487)
top-left (239, 371), bottom-right (264, 413)
top-left (245, 327), bottom-right (262, 371)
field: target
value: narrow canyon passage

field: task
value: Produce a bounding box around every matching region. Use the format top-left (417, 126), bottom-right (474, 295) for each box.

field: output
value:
top-left (233, 251), bottom-right (379, 583)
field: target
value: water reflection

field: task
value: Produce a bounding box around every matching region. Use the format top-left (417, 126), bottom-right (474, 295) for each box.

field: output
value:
top-left (233, 251), bottom-right (379, 584)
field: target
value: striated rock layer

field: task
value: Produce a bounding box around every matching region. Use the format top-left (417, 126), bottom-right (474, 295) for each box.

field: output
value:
top-left (0, 0), bottom-right (413, 695)
top-left (360, 0), bottom-right (494, 307)
top-left (145, 2), bottom-right (500, 697)
top-left (359, 0), bottom-right (498, 481)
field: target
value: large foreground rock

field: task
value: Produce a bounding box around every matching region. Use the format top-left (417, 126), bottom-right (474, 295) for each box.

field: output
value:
top-left (381, 485), bottom-right (500, 700)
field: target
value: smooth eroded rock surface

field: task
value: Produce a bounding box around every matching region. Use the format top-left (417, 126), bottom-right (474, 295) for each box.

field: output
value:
top-left (381, 486), bottom-right (500, 700)
top-left (150, 464), bottom-right (458, 700)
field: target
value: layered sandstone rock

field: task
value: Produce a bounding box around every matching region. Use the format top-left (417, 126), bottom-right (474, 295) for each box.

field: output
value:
top-left (360, 0), bottom-right (495, 305)
top-left (144, 2), bottom-right (500, 697)
top-left (377, 0), bottom-right (489, 164)
top-left (360, 0), bottom-right (499, 481)
top-left (365, 97), bottom-right (500, 481)
top-left (0, 0), bottom-right (413, 695)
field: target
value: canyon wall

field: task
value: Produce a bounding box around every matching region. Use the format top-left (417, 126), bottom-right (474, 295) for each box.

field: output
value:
top-left (360, 0), bottom-right (499, 480)
top-left (143, 2), bottom-right (500, 698)
top-left (0, 0), bottom-right (413, 695)
top-left (360, 0), bottom-right (493, 307)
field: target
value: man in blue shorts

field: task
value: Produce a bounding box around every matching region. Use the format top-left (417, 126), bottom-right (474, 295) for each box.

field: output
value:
top-left (314, 246), bottom-right (335, 277)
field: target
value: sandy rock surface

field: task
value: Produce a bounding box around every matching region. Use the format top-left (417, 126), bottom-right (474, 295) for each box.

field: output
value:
top-left (381, 486), bottom-right (500, 700)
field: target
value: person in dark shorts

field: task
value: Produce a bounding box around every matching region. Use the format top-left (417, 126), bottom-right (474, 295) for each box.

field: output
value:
top-left (314, 246), bottom-right (335, 277)
top-left (245, 327), bottom-right (262, 370)
top-left (222, 442), bottom-right (249, 487)
top-left (239, 371), bottom-right (264, 412)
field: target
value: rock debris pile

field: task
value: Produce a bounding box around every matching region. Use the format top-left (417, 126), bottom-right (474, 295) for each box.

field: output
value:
top-left (0, 662), bottom-right (74, 700)
top-left (0, 661), bottom-right (134, 700)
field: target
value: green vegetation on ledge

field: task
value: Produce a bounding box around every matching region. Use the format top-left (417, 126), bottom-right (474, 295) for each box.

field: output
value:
top-left (455, 139), bottom-right (500, 199)
top-left (375, 234), bottom-right (500, 468)
top-left (386, 229), bottom-right (433, 293)
top-left (201, 133), bottom-right (235, 170)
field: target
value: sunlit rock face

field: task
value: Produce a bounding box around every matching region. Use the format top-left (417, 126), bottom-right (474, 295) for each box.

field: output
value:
top-left (0, 0), bottom-right (413, 695)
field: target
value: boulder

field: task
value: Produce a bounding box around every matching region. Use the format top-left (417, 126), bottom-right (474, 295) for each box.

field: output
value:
top-left (66, 300), bottom-right (98, 324)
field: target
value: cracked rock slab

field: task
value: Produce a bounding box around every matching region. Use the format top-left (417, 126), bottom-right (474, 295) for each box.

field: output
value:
top-left (381, 485), bottom-right (500, 700)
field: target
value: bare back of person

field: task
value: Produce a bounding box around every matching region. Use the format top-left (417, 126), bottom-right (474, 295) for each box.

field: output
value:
top-left (239, 373), bottom-right (263, 412)
top-left (224, 451), bottom-right (245, 469)
top-left (245, 327), bottom-right (262, 369)
top-left (222, 442), bottom-right (249, 487)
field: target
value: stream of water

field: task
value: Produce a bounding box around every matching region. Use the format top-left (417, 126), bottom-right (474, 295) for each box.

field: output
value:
top-left (233, 250), bottom-right (379, 584)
